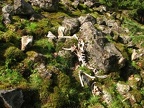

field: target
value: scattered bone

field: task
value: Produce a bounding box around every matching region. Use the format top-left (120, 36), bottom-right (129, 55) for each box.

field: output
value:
top-left (79, 70), bottom-right (84, 87)
top-left (79, 70), bottom-right (95, 87)
top-left (21, 35), bottom-right (33, 51)
top-left (47, 31), bottom-right (56, 39)
top-left (131, 49), bottom-right (137, 61)
top-left (58, 26), bottom-right (65, 37)
top-left (62, 45), bottom-right (77, 52)
top-left (58, 34), bottom-right (78, 40)
top-left (93, 69), bottom-right (108, 78)
top-left (75, 50), bottom-right (87, 67)
top-left (47, 25), bottom-right (108, 90)
top-left (78, 39), bottom-right (85, 52)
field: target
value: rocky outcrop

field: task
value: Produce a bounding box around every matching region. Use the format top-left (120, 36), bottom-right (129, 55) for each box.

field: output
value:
top-left (80, 21), bottom-right (125, 72)
top-left (0, 89), bottom-right (24, 108)
top-left (14, 0), bottom-right (34, 15)
top-left (29, 0), bottom-right (59, 11)
top-left (2, 0), bottom-right (35, 25)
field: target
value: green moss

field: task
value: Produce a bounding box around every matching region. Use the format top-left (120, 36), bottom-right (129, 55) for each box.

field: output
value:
top-left (57, 72), bottom-right (71, 89)
top-left (29, 73), bottom-right (43, 89)
top-left (47, 86), bottom-right (72, 108)
top-left (34, 38), bottom-right (55, 54)
top-left (4, 46), bottom-right (25, 61)
top-left (114, 42), bottom-right (129, 60)
top-left (130, 89), bottom-right (142, 103)
top-left (88, 96), bottom-right (101, 107)
top-left (0, 68), bottom-right (27, 88)
top-left (90, 12), bottom-right (99, 19)
top-left (1, 30), bottom-right (21, 46)
top-left (78, 66), bottom-right (93, 76)
top-left (0, 16), bottom-right (6, 31)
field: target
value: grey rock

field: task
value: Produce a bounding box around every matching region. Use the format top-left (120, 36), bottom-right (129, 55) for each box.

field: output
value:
top-left (102, 89), bottom-right (112, 104)
top-left (106, 19), bottom-right (115, 27)
top-left (84, 1), bottom-right (95, 7)
top-left (62, 17), bottom-right (80, 35)
top-left (2, 5), bottom-right (13, 24)
top-left (80, 21), bottom-right (125, 72)
top-left (72, 0), bottom-right (79, 8)
top-left (116, 82), bottom-right (130, 95)
top-left (14, 0), bottom-right (34, 15)
top-left (0, 89), bottom-right (24, 108)
top-left (29, 0), bottom-right (59, 11)
top-left (78, 14), bottom-right (96, 25)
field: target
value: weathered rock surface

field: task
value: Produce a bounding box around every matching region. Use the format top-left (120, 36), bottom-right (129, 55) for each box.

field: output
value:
top-left (78, 14), bottom-right (96, 25)
top-left (29, 0), bottom-right (59, 11)
top-left (26, 51), bottom-right (52, 79)
top-left (2, 5), bottom-right (13, 24)
top-left (0, 89), bottom-right (24, 108)
top-left (14, 0), bottom-right (34, 15)
top-left (62, 17), bottom-right (80, 35)
top-left (80, 21), bottom-right (125, 72)
top-left (116, 82), bottom-right (130, 95)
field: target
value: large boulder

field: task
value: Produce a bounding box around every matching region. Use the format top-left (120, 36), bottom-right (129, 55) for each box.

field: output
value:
top-left (80, 21), bottom-right (125, 72)
top-left (14, 0), bottom-right (34, 15)
top-left (0, 89), bottom-right (24, 108)
top-left (29, 0), bottom-right (59, 11)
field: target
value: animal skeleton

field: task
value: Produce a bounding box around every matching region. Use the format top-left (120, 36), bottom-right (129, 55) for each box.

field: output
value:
top-left (47, 26), bottom-right (108, 88)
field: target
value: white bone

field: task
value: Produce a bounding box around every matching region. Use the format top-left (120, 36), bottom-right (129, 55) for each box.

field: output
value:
top-left (58, 26), bottom-right (65, 37)
top-left (47, 31), bottom-right (56, 39)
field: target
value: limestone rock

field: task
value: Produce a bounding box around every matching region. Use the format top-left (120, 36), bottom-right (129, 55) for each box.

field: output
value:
top-left (131, 49), bottom-right (144, 61)
top-left (84, 1), bottom-right (95, 7)
top-left (102, 90), bottom-right (112, 104)
top-left (29, 0), bottom-right (59, 11)
top-left (78, 14), bottom-right (96, 25)
top-left (128, 74), bottom-right (142, 89)
top-left (116, 82), bottom-right (130, 95)
top-left (0, 89), bottom-right (24, 108)
top-left (95, 5), bottom-right (107, 14)
top-left (14, 0), bottom-right (34, 15)
top-left (62, 17), bottom-right (80, 35)
top-left (2, 5), bottom-right (13, 24)
top-left (80, 21), bottom-right (125, 72)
